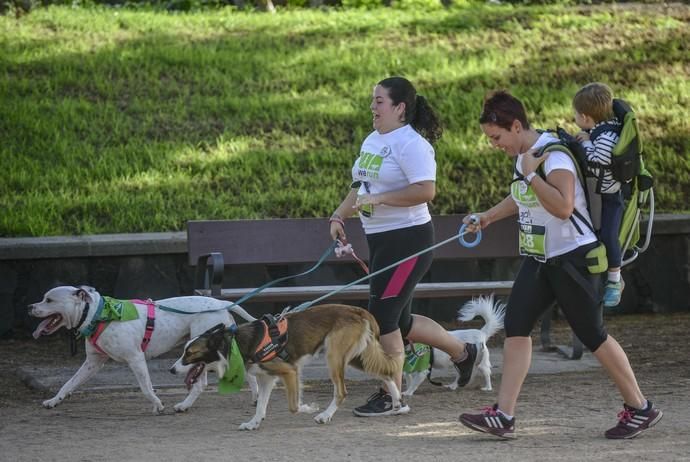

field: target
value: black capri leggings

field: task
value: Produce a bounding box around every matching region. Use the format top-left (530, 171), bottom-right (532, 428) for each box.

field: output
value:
top-left (505, 243), bottom-right (608, 352)
top-left (366, 221), bottom-right (434, 336)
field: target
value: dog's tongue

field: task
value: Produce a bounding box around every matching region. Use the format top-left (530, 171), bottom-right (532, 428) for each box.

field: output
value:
top-left (32, 317), bottom-right (54, 339)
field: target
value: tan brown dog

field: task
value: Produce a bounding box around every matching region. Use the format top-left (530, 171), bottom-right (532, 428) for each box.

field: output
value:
top-left (171, 304), bottom-right (404, 430)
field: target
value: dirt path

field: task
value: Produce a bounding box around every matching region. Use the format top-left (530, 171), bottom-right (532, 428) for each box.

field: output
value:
top-left (1, 313), bottom-right (689, 462)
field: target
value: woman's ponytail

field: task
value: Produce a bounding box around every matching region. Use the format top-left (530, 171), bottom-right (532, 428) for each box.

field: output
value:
top-left (411, 95), bottom-right (443, 145)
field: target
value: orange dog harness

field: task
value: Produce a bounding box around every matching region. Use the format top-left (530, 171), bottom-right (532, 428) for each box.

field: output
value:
top-left (251, 314), bottom-right (289, 363)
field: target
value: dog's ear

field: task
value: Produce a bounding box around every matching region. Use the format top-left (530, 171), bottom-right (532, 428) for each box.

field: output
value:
top-left (73, 288), bottom-right (94, 303)
top-left (198, 323), bottom-right (225, 340)
top-left (210, 323), bottom-right (226, 335)
top-left (208, 325), bottom-right (229, 351)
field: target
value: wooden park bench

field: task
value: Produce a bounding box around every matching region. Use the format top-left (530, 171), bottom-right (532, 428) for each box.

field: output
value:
top-left (186, 214), bottom-right (584, 359)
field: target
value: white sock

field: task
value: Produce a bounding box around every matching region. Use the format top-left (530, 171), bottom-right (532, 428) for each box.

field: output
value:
top-left (639, 399), bottom-right (649, 411)
top-left (608, 271), bottom-right (621, 283)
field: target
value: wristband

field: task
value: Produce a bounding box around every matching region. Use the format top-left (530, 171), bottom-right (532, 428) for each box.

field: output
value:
top-left (329, 215), bottom-right (345, 227)
top-left (524, 171), bottom-right (537, 185)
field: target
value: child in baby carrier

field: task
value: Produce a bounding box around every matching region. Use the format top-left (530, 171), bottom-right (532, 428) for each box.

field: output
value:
top-left (572, 82), bottom-right (625, 308)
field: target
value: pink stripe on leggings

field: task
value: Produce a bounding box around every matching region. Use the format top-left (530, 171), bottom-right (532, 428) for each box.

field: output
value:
top-left (381, 257), bottom-right (418, 299)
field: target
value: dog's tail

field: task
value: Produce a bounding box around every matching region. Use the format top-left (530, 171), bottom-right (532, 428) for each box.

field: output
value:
top-left (354, 317), bottom-right (404, 379)
top-left (457, 295), bottom-right (506, 341)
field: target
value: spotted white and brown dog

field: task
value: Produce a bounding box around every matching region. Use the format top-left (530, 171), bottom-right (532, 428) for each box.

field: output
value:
top-left (28, 285), bottom-right (258, 414)
top-left (171, 304), bottom-right (405, 430)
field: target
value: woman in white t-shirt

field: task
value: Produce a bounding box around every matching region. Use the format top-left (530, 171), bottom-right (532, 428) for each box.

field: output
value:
top-left (329, 77), bottom-right (480, 417)
top-left (458, 90), bottom-right (661, 440)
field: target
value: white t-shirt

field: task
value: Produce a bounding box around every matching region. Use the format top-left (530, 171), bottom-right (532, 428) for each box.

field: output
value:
top-left (511, 132), bottom-right (597, 260)
top-left (351, 124), bottom-right (435, 234)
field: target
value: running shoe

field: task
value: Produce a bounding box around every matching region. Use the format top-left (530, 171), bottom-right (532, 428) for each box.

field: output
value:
top-left (459, 404), bottom-right (516, 439)
top-left (352, 388), bottom-right (410, 417)
top-left (604, 402), bottom-right (663, 439)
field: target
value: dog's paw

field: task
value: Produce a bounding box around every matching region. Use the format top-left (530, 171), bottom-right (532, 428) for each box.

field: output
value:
top-left (42, 397), bottom-right (62, 409)
top-left (298, 402), bottom-right (319, 414)
top-left (401, 390), bottom-right (413, 397)
top-left (445, 383), bottom-right (458, 391)
top-left (480, 385), bottom-right (492, 392)
top-left (313, 411), bottom-right (333, 424)
top-left (152, 400), bottom-right (165, 415)
top-left (173, 402), bottom-right (190, 413)
top-left (238, 419), bottom-right (262, 431)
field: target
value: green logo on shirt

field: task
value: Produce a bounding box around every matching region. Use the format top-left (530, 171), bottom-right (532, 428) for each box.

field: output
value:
top-left (511, 181), bottom-right (540, 207)
top-left (357, 152), bottom-right (382, 179)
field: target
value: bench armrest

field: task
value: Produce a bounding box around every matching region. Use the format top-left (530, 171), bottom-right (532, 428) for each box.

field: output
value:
top-left (194, 252), bottom-right (224, 297)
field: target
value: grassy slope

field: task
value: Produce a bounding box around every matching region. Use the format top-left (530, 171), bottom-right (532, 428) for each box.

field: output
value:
top-left (1, 3), bottom-right (688, 236)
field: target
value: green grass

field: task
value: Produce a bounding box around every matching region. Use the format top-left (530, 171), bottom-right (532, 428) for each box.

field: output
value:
top-left (1, 3), bottom-right (689, 236)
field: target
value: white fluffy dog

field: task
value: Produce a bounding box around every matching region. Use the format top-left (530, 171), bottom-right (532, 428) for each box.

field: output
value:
top-left (402, 295), bottom-right (505, 396)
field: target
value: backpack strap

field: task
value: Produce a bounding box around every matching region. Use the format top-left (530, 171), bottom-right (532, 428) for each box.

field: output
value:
top-left (589, 122), bottom-right (621, 143)
top-left (534, 142), bottom-right (595, 235)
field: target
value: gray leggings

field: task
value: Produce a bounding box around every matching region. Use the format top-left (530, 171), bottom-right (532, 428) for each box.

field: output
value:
top-left (505, 244), bottom-right (608, 352)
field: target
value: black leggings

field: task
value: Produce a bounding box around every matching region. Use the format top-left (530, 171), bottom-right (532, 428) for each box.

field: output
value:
top-left (505, 244), bottom-right (608, 352)
top-left (366, 221), bottom-right (434, 336)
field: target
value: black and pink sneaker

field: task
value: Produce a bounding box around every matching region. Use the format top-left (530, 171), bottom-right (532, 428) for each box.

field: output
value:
top-left (604, 402), bottom-right (663, 439)
top-left (453, 342), bottom-right (480, 387)
top-left (459, 404), bottom-right (516, 439)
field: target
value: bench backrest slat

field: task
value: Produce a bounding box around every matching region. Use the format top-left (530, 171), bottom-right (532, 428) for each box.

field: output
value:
top-left (187, 215), bottom-right (518, 266)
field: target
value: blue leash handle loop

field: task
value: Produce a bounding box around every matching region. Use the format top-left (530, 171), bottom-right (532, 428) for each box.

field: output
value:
top-left (458, 214), bottom-right (482, 248)
top-left (458, 225), bottom-right (482, 248)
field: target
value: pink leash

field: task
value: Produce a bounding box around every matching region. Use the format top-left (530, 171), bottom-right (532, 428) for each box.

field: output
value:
top-left (89, 299), bottom-right (156, 354)
top-left (335, 240), bottom-right (369, 274)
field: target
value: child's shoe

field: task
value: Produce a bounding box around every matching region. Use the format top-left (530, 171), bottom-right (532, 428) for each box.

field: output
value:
top-left (603, 279), bottom-right (624, 308)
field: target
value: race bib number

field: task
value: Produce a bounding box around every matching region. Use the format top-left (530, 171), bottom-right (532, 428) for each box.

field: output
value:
top-left (519, 222), bottom-right (547, 261)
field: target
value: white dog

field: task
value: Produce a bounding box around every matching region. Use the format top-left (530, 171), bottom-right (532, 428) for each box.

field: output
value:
top-left (28, 285), bottom-right (258, 414)
top-left (402, 295), bottom-right (505, 396)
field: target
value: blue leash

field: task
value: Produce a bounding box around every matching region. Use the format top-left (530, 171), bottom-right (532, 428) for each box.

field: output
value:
top-left (285, 220), bottom-right (482, 314)
top-left (158, 240), bottom-right (339, 315)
